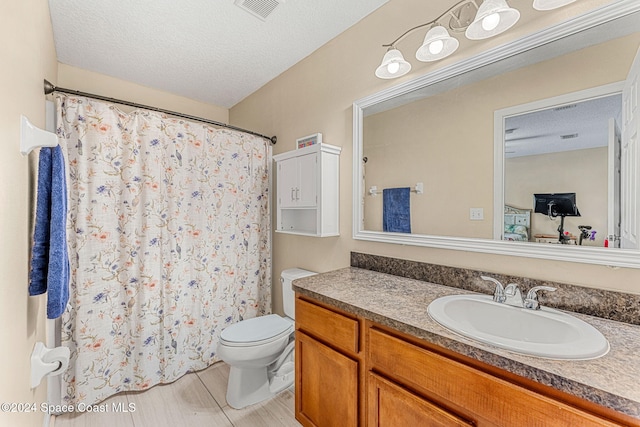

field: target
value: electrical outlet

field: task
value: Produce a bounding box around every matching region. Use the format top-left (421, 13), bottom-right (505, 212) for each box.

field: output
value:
top-left (470, 208), bottom-right (484, 220)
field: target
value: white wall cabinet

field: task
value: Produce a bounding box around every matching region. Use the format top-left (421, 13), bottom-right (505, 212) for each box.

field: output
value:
top-left (274, 143), bottom-right (341, 237)
top-left (278, 152), bottom-right (318, 208)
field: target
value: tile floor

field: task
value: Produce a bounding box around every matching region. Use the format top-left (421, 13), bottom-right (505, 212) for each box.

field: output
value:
top-left (52, 362), bottom-right (301, 427)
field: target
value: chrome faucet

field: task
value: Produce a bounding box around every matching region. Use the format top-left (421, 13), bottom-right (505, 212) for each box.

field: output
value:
top-left (524, 286), bottom-right (557, 310)
top-left (480, 276), bottom-right (505, 303)
top-left (481, 276), bottom-right (556, 310)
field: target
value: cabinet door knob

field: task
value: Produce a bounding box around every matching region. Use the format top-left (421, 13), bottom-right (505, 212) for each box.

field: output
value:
top-left (291, 188), bottom-right (295, 201)
top-left (296, 187), bottom-right (300, 200)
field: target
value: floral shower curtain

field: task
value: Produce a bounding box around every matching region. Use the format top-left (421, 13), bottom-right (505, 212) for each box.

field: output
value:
top-left (55, 94), bottom-right (271, 406)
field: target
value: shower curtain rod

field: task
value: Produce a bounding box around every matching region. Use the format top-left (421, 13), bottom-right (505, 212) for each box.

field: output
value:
top-left (43, 79), bottom-right (277, 145)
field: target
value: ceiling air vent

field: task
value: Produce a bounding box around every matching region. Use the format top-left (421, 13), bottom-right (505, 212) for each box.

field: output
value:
top-left (554, 104), bottom-right (577, 111)
top-left (234, 0), bottom-right (285, 21)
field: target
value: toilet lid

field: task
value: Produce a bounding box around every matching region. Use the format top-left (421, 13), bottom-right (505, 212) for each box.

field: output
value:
top-left (220, 314), bottom-right (293, 347)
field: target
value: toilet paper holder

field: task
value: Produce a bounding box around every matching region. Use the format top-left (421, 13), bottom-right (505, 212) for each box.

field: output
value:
top-left (30, 342), bottom-right (70, 388)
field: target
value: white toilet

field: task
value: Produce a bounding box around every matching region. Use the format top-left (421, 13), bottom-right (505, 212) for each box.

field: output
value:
top-left (217, 268), bottom-right (316, 409)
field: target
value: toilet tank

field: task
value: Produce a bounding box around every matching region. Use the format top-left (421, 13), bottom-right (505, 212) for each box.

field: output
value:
top-left (281, 268), bottom-right (316, 319)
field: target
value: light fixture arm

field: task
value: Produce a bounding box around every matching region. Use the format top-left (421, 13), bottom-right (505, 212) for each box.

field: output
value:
top-left (382, 21), bottom-right (436, 48)
top-left (381, 0), bottom-right (479, 48)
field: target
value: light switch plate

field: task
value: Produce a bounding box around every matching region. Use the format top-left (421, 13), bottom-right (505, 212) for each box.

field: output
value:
top-left (470, 208), bottom-right (484, 220)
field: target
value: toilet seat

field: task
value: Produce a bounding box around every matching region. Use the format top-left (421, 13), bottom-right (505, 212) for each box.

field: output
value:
top-left (220, 314), bottom-right (293, 347)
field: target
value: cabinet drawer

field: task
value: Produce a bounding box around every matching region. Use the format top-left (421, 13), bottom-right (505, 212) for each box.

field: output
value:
top-left (368, 372), bottom-right (473, 427)
top-left (368, 327), bottom-right (621, 427)
top-left (296, 298), bottom-right (359, 354)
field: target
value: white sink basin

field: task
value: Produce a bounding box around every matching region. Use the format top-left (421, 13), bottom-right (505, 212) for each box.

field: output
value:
top-left (427, 294), bottom-right (609, 360)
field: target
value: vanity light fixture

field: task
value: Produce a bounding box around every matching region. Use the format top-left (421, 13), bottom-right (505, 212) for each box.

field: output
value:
top-left (533, 0), bottom-right (576, 11)
top-left (465, 0), bottom-right (520, 40)
top-left (416, 26), bottom-right (460, 62)
top-left (375, 0), bottom-right (573, 79)
top-left (375, 47), bottom-right (412, 79)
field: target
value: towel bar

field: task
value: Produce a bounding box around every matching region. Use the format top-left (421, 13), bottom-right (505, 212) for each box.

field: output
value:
top-left (20, 115), bottom-right (58, 156)
top-left (369, 182), bottom-right (423, 196)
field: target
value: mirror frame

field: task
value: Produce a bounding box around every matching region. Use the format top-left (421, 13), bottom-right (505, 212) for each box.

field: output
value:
top-left (352, 0), bottom-right (640, 269)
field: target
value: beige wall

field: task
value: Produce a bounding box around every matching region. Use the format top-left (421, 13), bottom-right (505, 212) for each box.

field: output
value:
top-left (362, 35), bottom-right (635, 240)
top-left (362, 80), bottom-right (493, 237)
top-left (0, 2), bottom-right (58, 427)
top-left (506, 147), bottom-right (607, 246)
top-left (230, 0), bottom-right (640, 315)
top-left (57, 64), bottom-right (229, 123)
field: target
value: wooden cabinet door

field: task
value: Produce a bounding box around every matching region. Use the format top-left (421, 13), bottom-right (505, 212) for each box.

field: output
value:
top-left (296, 331), bottom-right (358, 427)
top-left (368, 373), bottom-right (473, 427)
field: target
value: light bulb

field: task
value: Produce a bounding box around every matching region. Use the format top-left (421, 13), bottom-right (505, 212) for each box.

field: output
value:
top-left (387, 62), bottom-right (400, 74)
top-left (428, 39), bottom-right (444, 55)
top-left (482, 13), bottom-right (500, 31)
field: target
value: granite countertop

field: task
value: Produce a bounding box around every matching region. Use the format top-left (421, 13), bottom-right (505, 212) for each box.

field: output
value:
top-left (292, 267), bottom-right (640, 420)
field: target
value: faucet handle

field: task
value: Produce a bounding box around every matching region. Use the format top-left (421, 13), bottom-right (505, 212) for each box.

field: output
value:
top-left (481, 276), bottom-right (506, 303)
top-left (524, 286), bottom-right (557, 310)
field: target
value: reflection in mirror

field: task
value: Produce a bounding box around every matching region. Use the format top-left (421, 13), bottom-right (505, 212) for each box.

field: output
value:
top-left (353, 3), bottom-right (640, 267)
top-left (500, 92), bottom-right (622, 248)
top-left (363, 31), bottom-right (637, 238)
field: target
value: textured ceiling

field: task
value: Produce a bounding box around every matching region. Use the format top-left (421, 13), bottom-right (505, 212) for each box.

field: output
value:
top-left (49, 0), bottom-right (388, 108)
top-left (505, 94), bottom-right (622, 158)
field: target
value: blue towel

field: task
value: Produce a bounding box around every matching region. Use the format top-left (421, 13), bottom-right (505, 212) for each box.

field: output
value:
top-left (383, 187), bottom-right (411, 233)
top-left (29, 146), bottom-right (70, 319)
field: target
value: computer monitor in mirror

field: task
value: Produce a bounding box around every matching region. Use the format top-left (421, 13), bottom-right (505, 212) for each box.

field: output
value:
top-left (533, 193), bottom-right (580, 244)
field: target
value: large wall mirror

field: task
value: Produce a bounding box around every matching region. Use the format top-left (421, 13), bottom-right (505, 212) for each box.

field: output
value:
top-left (353, 0), bottom-right (640, 268)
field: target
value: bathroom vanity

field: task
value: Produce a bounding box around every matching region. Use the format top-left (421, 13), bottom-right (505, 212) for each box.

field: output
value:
top-left (293, 268), bottom-right (640, 427)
